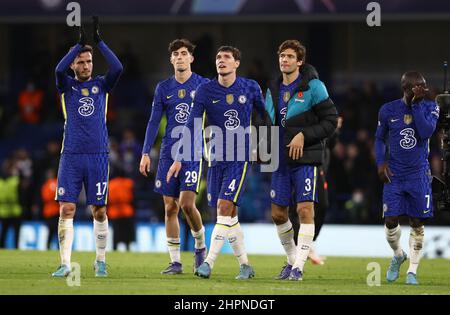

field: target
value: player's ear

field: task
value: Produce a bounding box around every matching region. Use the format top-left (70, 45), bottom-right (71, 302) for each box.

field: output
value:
top-left (235, 60), bottom-right (240, 68)
top-left (190, 54), bottom-right (194, 64)
top-left (297, 60), bottom-right (303, 67)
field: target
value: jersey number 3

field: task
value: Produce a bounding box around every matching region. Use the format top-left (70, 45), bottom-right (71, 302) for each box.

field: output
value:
top-left (175, 103), bottom-right (190, 124)
top-left (399, 128), bottom-right (417, 149)
top-left (224, 109), bottom-right (240, 130)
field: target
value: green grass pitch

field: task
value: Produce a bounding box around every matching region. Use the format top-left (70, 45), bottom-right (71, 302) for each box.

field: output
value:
top-left (0, 250), bottom-right (449, 295)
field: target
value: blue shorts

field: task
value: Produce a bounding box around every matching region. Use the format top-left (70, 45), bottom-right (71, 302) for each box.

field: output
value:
top-left (154, 159), bottom-right (202, 198)
top-left (383, 172), bottom-right (433, 218)
top-left (207, 161), bottom-right (249, 207)
top-left (56, 153), bottom-right (109, 206)
top-left (270, 165), bottom-right (319, 207)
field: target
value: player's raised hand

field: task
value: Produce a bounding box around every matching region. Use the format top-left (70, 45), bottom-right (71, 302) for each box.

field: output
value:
top-left (78, 26), bottom-right (87, 46)
top-left (377, 162), bottom-right (393, 183)
top-left (92, 16), bottom-right (102, 44)
top-left (166, 161), bottom-right (182, 183)
top-left (412, 85), bottom-right (429, 104)
top-left (139, 154), bottom-right (151, 177)
top-left (287, 132), bottom-right (304, 160)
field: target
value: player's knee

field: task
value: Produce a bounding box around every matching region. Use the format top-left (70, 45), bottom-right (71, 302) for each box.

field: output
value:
top-left (164, 202), bottom-right (179, 218)
top-left (385, 217), bottom-right (399, 229)
top-left (271, 211), bottom-right (288, 225)
top-left (409, 217), bottom-right (425, 229)
top-left (297, 204), bottom-right (314, 221)
top-left (60, 203), bottom-right (76, 217)
top-left (217, 200), bottom-right (234, 217)
top-left (179, 199), bottom-right (196, 215)
top-left (93, 206), bottom-right (107, 221)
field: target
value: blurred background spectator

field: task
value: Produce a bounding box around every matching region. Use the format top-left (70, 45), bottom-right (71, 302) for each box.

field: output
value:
top-left (0, 159), bottom-right (22, 248)
top-left (108, 167), bottom-right (135, 251)
top-left (40, 168), bottom-right (59, 249)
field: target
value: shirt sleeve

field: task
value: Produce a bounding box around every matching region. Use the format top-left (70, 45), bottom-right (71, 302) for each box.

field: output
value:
top-left (55, 44), bottom-right (82, 93)
top-left (252, 81), bottom-right (267, 118)
top-left (411, 100), bottom-right (439, 140)
top-left (141, 84), bottom-right (164, 154)
top-left (97, 41), bottom-right (123, 92)
top-left (374, 106), bottom-right (388, 166)
top-left (250, 81), bottom-right (273, 163)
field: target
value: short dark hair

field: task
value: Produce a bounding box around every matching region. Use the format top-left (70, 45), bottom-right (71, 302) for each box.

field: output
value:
top-left (401, 71), bottom-right (425, 91)
top-left (217, 46), bottom-right (241, 61)
top-left (69, 45), bottom-right (93, 56)
top-left (278, 40), bottom-right (306, 62)
top-left (79, 45), bottom-right (93, 54)
top-left (168, 39), bottom-right (195, 55)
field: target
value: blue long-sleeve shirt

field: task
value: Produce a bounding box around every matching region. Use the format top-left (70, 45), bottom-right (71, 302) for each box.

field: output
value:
top-left (141, 73), bottom-right (208, 159)
top-left (55, 44), bottom-right (82, 92)
top-left (55, 41), bottom-right (123, 153)
top-left (374, 98), bottom-right (439, 178)
top-left (175, 77), bottom-right (266, 165)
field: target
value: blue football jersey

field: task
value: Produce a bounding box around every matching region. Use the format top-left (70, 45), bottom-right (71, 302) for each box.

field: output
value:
top-left (375, 98), bottom-right (439, 178)
top-left (142, 73), bottom-right (208, 159)
top-left (59, 76), bottom-right (110, 154)
top-left (184, 76), bottom-right (265, 165)
top-left (277, 77), bottom-right (301, 168)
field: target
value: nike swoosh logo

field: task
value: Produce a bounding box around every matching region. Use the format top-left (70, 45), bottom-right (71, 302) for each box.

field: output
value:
top-left (212, 100), bottom-right (221, 104)
top-left (166, 95), bottom-right (174, 99)
top-left (423, 209), bottom-right (431, 214)
top-left (303, 192), bottom-right (311, 196)
top-left (390, 119), bottom-right (399, 122)
top-left (97, 197), bottom-right (103, 201)
top-left (224, 192), bottom-right (233, 196)
top-left (72, 86), bottom-right (78, 91)
top-left (186, 183), bottom-right (195, 187)
top-left (295, 99), bottom-right (305, 102)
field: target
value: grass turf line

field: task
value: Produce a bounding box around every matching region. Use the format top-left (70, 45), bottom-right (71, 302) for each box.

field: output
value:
top-left (0, 250), bottom-right (448, 295)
